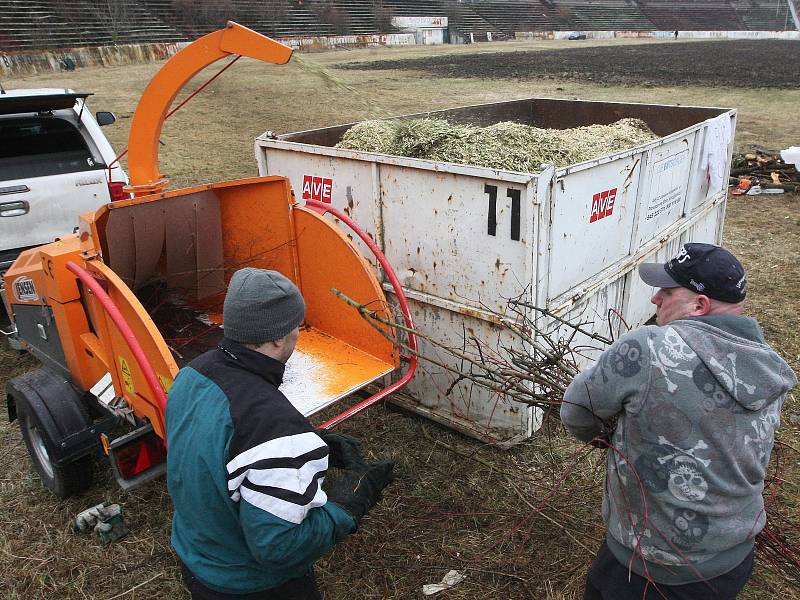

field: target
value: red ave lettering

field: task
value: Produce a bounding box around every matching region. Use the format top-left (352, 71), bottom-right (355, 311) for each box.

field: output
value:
top-left (589, 187), bottom-right (617, 223)
top-left (301, 174), bottom-right (333, 203)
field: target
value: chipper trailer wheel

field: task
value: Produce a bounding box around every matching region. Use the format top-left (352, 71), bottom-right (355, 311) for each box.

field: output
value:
top-left (8, 369), bottom-right (95, 498)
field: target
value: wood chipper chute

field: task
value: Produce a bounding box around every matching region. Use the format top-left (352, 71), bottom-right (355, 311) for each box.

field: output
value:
top-left (2, 23), bottom-right (417, 497)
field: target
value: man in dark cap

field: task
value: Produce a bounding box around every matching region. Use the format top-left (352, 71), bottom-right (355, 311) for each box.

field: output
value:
top-left (560, 243), bottom-right (796, 600)
top-left (166, 268), bottom-right (395, 600)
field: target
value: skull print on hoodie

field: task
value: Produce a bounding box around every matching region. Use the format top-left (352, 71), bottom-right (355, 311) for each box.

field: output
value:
top-left (560, 315), bottom-right (796, 585)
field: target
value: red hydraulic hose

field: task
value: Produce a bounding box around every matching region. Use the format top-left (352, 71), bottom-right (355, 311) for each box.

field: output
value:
top-left (66, 261), bottom-right (167, 436)
top-left (303, 200), bottom-right (418, 430)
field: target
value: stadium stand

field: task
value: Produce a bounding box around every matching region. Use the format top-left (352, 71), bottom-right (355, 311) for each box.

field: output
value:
top-left (264, 3), bottom-right (337, 38)
top-left (732, 0), bottom-right (795, 30)
top-left (0, 0), bottom-right (796, 52)
top-left (466, 0), bottom-right (564, 36)
top-left (558, 0), bottom-right (654, 31)
top-left (439, 1), bottom-right (504, 42)
top-left (0, 0), bottom-right (185, 50)
top-left (309, 0), bottom-right (379, 35)
top-left (383, 0), bottom-right (446, 18)
top-left (243, 5), bottom-right (335, 38)
top-left (636, 0), bottom-right (744, 31)
top-left (138, 0), bottom-right (334, 39)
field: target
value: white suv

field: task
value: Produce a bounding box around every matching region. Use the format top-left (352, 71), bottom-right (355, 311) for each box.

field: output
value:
top-left (0, 89), bottom-right (127, 328)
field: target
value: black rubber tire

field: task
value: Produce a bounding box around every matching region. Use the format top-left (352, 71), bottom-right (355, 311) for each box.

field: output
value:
top-left (17, 399), bottom-right (93, 498)
top-left (0, 303), bottom-right (10, 333)
top-left (0, 265), bottom-right (12, 332)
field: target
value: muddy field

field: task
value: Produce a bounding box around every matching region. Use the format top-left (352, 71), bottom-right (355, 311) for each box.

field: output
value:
top-left (344, 39), bottom-right (800, 88)
top-left (1, 38), bottom-right (798, 600)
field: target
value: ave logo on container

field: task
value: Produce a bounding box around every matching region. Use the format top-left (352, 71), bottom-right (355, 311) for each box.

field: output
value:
top-left (302, 175), bottom-right (333, 203)
top-left (589, 187), bottom-right (618, 223)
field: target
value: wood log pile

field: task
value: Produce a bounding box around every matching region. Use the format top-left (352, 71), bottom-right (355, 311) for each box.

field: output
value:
top-left (730, 150), bottom-right (800, 193)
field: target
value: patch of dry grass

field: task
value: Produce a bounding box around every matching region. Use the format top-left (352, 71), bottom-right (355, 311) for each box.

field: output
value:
top-left (313, 411), bottom-right (607, 599)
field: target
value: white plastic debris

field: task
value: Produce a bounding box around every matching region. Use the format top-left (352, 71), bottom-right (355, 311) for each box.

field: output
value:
top-left (746, 185), bottom-right (785, 196)
top-left (704, 113), bottom-right (733, 198)
top-left (422, 570), bottom-right (466, 595)
top-left (780, 146), bottom-right (800, 169)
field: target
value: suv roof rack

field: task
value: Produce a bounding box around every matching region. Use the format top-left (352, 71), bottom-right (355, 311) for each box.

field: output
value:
top-left (0, 92), bottom-right (92, 115)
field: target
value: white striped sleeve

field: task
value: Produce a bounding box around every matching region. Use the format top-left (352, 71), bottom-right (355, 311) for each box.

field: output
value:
top-left (225, 431), bottom-right (330, 524)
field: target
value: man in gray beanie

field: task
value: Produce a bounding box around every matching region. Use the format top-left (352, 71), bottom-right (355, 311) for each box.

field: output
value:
top-left (166, 268), bottom-right (395, 600)
top-left (222, 268), bottom-right (307, 356)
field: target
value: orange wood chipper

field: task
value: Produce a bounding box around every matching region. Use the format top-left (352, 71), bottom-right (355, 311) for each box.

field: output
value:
top-left (1, 23), bottom-right (416, 498)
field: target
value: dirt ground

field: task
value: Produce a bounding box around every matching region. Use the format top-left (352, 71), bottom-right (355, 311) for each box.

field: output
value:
top-left (344, 39), bottom-right (800, 89)
top-left (1, 38), bottom-right (798, 599)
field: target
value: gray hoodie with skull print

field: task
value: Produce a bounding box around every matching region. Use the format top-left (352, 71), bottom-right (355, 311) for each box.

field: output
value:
top-left (561, 315), bottom-right (797, 584)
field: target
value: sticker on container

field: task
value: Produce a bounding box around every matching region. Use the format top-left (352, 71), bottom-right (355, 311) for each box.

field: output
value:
top-left (301, 175), bottom-right (333, 203)
top-left (119, 356), bottom-right (135, 394)
top-left (12, 276), bottom-right (39, 302)
top-left (644, 150), bottom-right (688, 221)
top-left (589, 187), bottom-right (617, 223)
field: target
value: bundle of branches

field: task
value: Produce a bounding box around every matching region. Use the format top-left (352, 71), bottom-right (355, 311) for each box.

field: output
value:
top-left (336, 117), bottom-right (657, 171)
top-left (730, 149), bottom-right (800, 192)
top-left (756, 441), bottom-right (800, 587)
top-left (334, 289), bottom-right (615, 414)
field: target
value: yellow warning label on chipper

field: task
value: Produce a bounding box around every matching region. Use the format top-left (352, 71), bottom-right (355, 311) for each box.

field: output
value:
top-left (119, 356), bottom-right (135, 394)
top-left (157, 374), bottom-right (173, 393)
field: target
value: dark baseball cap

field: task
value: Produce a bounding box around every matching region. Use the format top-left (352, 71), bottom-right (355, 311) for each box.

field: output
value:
top-left (638, 243), bottom-right (747, 303)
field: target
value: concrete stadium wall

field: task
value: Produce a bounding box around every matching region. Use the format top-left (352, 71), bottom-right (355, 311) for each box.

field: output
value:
top-left (1, 33), bottom-right (416, 78)
top-left (281, 33), bottom-right (415, 51)
top-left (517, 30), bottom-right (800, 41)
top-left (657, 30), bottom-right (800, 39)
top-left (1, 41), bottom-right (189, 78)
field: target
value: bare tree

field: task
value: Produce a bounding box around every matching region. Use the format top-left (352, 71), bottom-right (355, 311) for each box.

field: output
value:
top-left (252, 0), bottom-right (289, 38)
top-left (312, 0), bottom-right (351, 35)
top-left (172, 0), bottom-right (239, 36)
top-left (372, 0), bottom-right (393, 32)
top-left (87, 0), bottom-right (132, 45)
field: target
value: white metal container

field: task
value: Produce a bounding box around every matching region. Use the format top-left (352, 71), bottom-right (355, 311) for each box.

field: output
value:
top-left (256, 98), bottom-right (736, 444)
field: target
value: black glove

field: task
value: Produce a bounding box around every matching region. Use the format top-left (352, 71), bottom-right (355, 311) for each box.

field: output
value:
top-left (589, 422), bottom-right (616, 449)
top-left (318, 431), bottom-right (367, 471)
top-left (325, 460), bottom-right (395, 526)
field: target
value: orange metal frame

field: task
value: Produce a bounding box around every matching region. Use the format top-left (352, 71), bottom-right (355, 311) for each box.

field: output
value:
top-left (125, 22), bottom-right (292, 196)
top-left (66, 261), bottom-right (167, 437)
top-left (306, 200), bottom-right (418, 430)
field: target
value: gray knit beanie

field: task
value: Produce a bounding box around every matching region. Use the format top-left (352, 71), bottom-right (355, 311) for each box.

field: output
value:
top-left (223, 268), bottom-right (306, 344)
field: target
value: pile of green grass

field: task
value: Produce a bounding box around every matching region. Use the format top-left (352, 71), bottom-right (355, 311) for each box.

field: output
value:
top-left (336, 117), bottom-right (657, 171)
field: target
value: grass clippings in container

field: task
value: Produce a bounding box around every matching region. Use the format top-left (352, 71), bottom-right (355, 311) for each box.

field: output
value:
top-left (336, 117), bottom-right (658, 171)
top-left (335, 119), bottom-right (399, 153)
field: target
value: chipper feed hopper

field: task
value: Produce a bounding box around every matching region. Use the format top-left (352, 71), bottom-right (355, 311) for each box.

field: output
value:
top-left (2, 23), bottom-right (416, 498)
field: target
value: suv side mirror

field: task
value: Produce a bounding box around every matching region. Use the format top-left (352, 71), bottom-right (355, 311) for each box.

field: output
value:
top-left (96, 111), bottom-right (116, 126)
